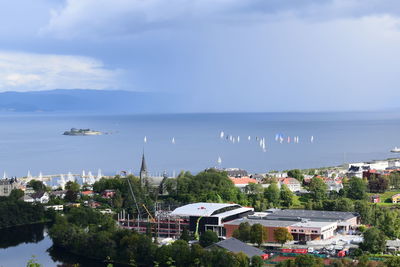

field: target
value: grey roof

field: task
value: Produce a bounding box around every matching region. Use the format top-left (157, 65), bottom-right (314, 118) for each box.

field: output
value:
top-left (224, 217), bottom-right (295, 228)
top-left (210, 238), bottom-right (265, 258)
top-left (266, 209), bottom-right (358, 222)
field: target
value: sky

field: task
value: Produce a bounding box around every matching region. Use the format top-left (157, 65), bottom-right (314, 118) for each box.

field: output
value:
top-left (0, 0), bottom-right (400, 112)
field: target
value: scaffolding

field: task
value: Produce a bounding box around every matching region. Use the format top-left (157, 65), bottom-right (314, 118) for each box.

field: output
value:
top-left (117, 203), bottom-right (189, 238)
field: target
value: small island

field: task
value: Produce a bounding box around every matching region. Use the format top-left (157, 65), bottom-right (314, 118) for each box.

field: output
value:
top-left (63, 128), bottom-right (102, 136)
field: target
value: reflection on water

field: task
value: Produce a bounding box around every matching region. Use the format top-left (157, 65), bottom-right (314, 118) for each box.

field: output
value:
top-left (0, 223), bottom-right (129, 267)
top-left (0, 223), bottom-right (45, 249)
top-left (0, 224), bottom-right (107, 267)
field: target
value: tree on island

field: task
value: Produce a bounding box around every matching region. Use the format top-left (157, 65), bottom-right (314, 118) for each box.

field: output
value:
top-left (250, 224), bottom-right (268, 247)
top-left (273, 227), bottom-right (293, 246)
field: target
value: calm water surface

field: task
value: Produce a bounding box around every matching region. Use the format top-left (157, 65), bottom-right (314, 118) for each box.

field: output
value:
top-left (0, 112), bottom-right (399, 177)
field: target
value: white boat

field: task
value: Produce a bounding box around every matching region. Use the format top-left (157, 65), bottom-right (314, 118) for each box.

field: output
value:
top-left (220, 131), bottom-right (224, 139)
top-left (217, 156), bottom-right (222, 165)
top-left (391, 147), bottom-right (400, 153)
top-left (172, 137), bottom-right (175, 144)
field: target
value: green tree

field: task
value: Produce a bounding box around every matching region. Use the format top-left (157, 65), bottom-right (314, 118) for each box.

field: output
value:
top-left (287, 169), bottom-right (304, 182)
top-left (276, 259), bottom-right (295, 267)
top-left (64, 190), bottom-right (78, 202)
top-left (26, 256), bottom-right (42, 267)
top-left (234, 252), bottom-right (249, 267)
top-left (65, 181), bottom-right (80, 192)
top-left (199, 230), bottom-right (218, 247)
top-left (308, 177), bottom-right (327, 201)
top-left (250, 255), bottom-right (264, 267)
top-left (360, 227), bottom-right (386, 253)
top-left (9, 189), bottom-right (24, 201)
top-left (250, 224), bottom-right (267, 247)
top-left (280, 184), bottom-right (294, 208)
top-left (385, 256), bottom-right (400, 267)
top-left (295, 254), bottom-right (322, 267)
top-left (378, 209), bottom-right (400, 239)
top-left (273, 227), bottom-right (293, 246)
top-left (232, 222), bottom-right (251, 242)
top-left (180, 227), bottom-right (190, 242)
top-left (346, 177), bottom-right (367, 200)
top-left (27, 180), bottom-right (46, 192)
top-left (264, 183), bottom-right (280, 207)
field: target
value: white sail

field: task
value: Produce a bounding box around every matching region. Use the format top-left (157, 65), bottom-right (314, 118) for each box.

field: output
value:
top-left (311, 136), bottom-right (314, 143)
top-left (248, 136), bottom-right (251, 141)
top-left (2, 172), bottom-right (6, 179)
top-left (220, 131), bottom-right (224, 139)
top-left (59, 174), bottom-right (66, 189)
top-left (237, 136), bottom-right (240, 143)
top-left (172, 137), bottom-right (175, 144)
top-left (217, 156), bottom-right (222, 165)
top-left (144, 136), bottom-right (147, 143)
top-left (38, 171), bottom-right (43, 181)
top-left (97, 169), bottom-right (102, 181)
top-left (27, 170), bottom-right (32, 180)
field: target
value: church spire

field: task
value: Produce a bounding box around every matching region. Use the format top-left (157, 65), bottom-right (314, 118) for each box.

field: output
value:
top-left (140, 152), bottom-right (148, 185)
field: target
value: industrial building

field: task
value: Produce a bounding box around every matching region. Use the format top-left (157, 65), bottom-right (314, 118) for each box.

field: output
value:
top-left (224, 209), bottom-right (359, 242)
top-left (170, 202), bottom-right (254, 237)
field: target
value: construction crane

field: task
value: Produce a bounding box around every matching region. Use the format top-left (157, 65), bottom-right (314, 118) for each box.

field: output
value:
top-left (125, 176), bottom-right (142, 229)
top-left (142, 204), bottom-right (156, 222)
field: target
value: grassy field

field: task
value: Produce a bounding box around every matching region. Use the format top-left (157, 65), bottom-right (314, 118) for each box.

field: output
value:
top-left (368, 190), bottom-right (400, 206)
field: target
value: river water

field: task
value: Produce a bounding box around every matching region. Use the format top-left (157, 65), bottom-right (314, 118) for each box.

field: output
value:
top-left (0, 224), bottom-right (104, 267)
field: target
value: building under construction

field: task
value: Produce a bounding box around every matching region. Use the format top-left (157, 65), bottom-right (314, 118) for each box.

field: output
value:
top-left (117, 202), bottom-right (254, 238)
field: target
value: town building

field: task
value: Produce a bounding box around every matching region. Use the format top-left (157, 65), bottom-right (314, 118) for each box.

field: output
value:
top-left (392, 193), bottom-right (400, 204)
top-left (229, 177), bottom-right (259, 192)
top-left (0, 178), bottom-right (20, 197)
top-left (278, 177), bottom-right (301, 192)
top-left (386, 239), bottom-right (400, 253)
top-left (370, 195), bottom-right (380, 203)
top-left (224, 209), bottom-right (358, 243)
top-left (224, 168), bottom-right (248, 178)
top-left (326, 179), bottom-right (343, 192)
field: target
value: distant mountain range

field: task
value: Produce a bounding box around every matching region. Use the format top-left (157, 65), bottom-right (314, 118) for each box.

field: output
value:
top-left (0, 89), bottom-right (180, 113)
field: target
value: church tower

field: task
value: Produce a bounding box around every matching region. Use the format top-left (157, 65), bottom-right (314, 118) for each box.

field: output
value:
top-left (139, 152), bottom-right (148, 186)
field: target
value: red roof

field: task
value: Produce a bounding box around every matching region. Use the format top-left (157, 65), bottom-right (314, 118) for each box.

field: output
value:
top-left (81, 190), bottom-right (94, 195)
top-left (230, 177), bottom-right (258, 185)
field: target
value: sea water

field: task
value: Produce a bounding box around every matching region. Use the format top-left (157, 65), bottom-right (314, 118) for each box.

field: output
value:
top-left (0, 111), bottom-right (399, 178)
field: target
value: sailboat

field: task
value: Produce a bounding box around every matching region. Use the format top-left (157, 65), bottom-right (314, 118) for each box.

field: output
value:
top-left (217, 156), bottom-right (222, 165)
top-left (237, 136), bottom-right (240, 143)
top-left (220, 131), bottom-right (224, 139)
top-left (311, 136), bottom-right (314, 143)
top-left (144, 136), bottom-right (147, 143)
top-left (172, 137), bottom-right (176, 144)
top-left (248, 136), bottom-right (251, 141)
